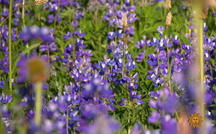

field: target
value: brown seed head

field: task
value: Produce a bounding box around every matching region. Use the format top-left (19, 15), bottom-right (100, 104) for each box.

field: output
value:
top-left (27, 57), bottom-right (49, 83)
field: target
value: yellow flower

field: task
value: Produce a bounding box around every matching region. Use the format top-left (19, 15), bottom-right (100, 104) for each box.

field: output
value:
top-left (188, 113), bottom-right (203, 128)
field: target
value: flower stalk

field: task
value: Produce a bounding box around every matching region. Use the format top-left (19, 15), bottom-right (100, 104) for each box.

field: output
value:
top-left (193, 0), bottom-right (206, 133)
top-left (26, 57), bottom-right (49, 126)
top-left (22, 0), bottom-right (25, 25)
top-left (34, 82), bottom-right (42, 125)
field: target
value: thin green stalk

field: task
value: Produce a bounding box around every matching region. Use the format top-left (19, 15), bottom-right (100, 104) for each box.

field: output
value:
top-left (127, 127), bottom-right (131, 134)
top-left (197, 18), bottom-right (206, 134)
top-left (166, 46), bottom-right (172, 92)
top-left (34, 82), bottom-right (42, 125)
top-left (8, 0), bottom-right (13, 94)
top-left (22, 0), bottom-right (25, 25)
top-left (197, 13), bottom-right (205, 118)
top-left (193, 1), bottom-right (206, 134)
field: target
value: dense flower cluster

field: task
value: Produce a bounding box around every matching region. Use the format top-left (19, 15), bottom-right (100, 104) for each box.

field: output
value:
top-left (136, 27), bottom-right (193, 87)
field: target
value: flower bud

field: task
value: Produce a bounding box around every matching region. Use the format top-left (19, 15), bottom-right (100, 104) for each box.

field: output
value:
top-left (166, 12), bottom-right (172, 26)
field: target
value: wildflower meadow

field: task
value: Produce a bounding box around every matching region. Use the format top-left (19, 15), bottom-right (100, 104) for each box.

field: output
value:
top-left (0, 0), bottom-right (216, 134)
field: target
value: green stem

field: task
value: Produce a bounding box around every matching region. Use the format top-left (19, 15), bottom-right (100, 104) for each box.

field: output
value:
top-left (127, 127), bottom-right (131, 134)
top-left (22, 0), bottom-right (25, 26)
top-left (8, 0), bottom-right (13, 95)
top-left (167, 49), bottom-right (172, 92)
top-left (193, 1), bottom-right (206, 134)
top-left (34, 82), bottom-right (42, 125)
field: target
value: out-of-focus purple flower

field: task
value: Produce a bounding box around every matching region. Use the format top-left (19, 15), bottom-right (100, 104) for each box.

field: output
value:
top-left (157, 26), bottom-right (165, 34)
top-left (47, 15), bottom-right (54, 23)
top-left (83, 114), bottom-right (120, 134)
top-left (0, 56), bottom-right (9, 73)
top-left (132, 123), bottom-right (144, 134)
top-left (162, 94), bottom-right (178, 114)
top-left (0, 81), bottom-right (5, 88)
top-left (39, 42), bottom-right (57, 52)
top-left (148, 111), bottom-right (160, 123)
top-left (71, 20), bottom-right (79, 28)
top-left (2, 8), bottom-right (8, 17)
top-left (161, 116), bottom-right (177, 134)
top-left (83, 79), bottom-right (113, 99)
top-left (20, 26), bottom-right (54, 42)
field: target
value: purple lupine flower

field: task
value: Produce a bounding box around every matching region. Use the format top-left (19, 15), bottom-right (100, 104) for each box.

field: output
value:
top-left (148, 111), bottom-right (160, 123)
top-left (161, 116), bottom-right (177, 134)
top-left (131, 123), bottom-right (144, 134)
top-left (1, 8), bottom-right (8, 17)
top-left (0, 94), bottom-right (12, 104)
top-left (71, 20), bottom-right (79, 28)
top-left (0, 81), bottom-right (5, 88)
top-left (83, 114), bottom-right (120, 134)
top-left (162, 93), bottom-right (178, 114)
top-left (20, 26), bottom-right (54, 42)
top-left (39, 42), bottom-right (57, 52)
top-left (0, 56), bottom-right (9, 73)
top-left (47, 15), bottom-right (54, 23)
top-left (82, 79), bottom-right (113, 99)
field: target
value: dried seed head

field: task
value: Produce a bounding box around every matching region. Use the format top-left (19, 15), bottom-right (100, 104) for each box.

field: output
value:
top-left (35, 0), bottom-right (48, 5)
top-left (166, 12), bottom-right (172, 26)
top-left (166, 0), bottom-right (172, 10)
top-left (27, 57), bottom-right (49, 83)
top-left (188, 113), bottom-right (203, 128)
top-left (122, 13), bottom-right (128, 28)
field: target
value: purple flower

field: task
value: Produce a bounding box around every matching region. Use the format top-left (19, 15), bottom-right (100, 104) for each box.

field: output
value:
top-left (39, 42), bottom-right (57, 52)
top-left (0, 81), bottom-right (5, 88)
top-left (0, 94), bottom-right (12, 104)
top-left (20, 26), bottom-right (54, 42)
top-left (47, 15), bottom-right (54, 23)
top-left (148, 111), bottom-right (160, 123)
top-left (83, 114), bottom-right (120, 134)
top-left (162, 94), bottom-right (178, 114)
top-left (161, 116), bottom-right (177, 134)
top-left (1, 8), bottom-right (8, 17)
top-left (132, 123), bottom-right (144, 134)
